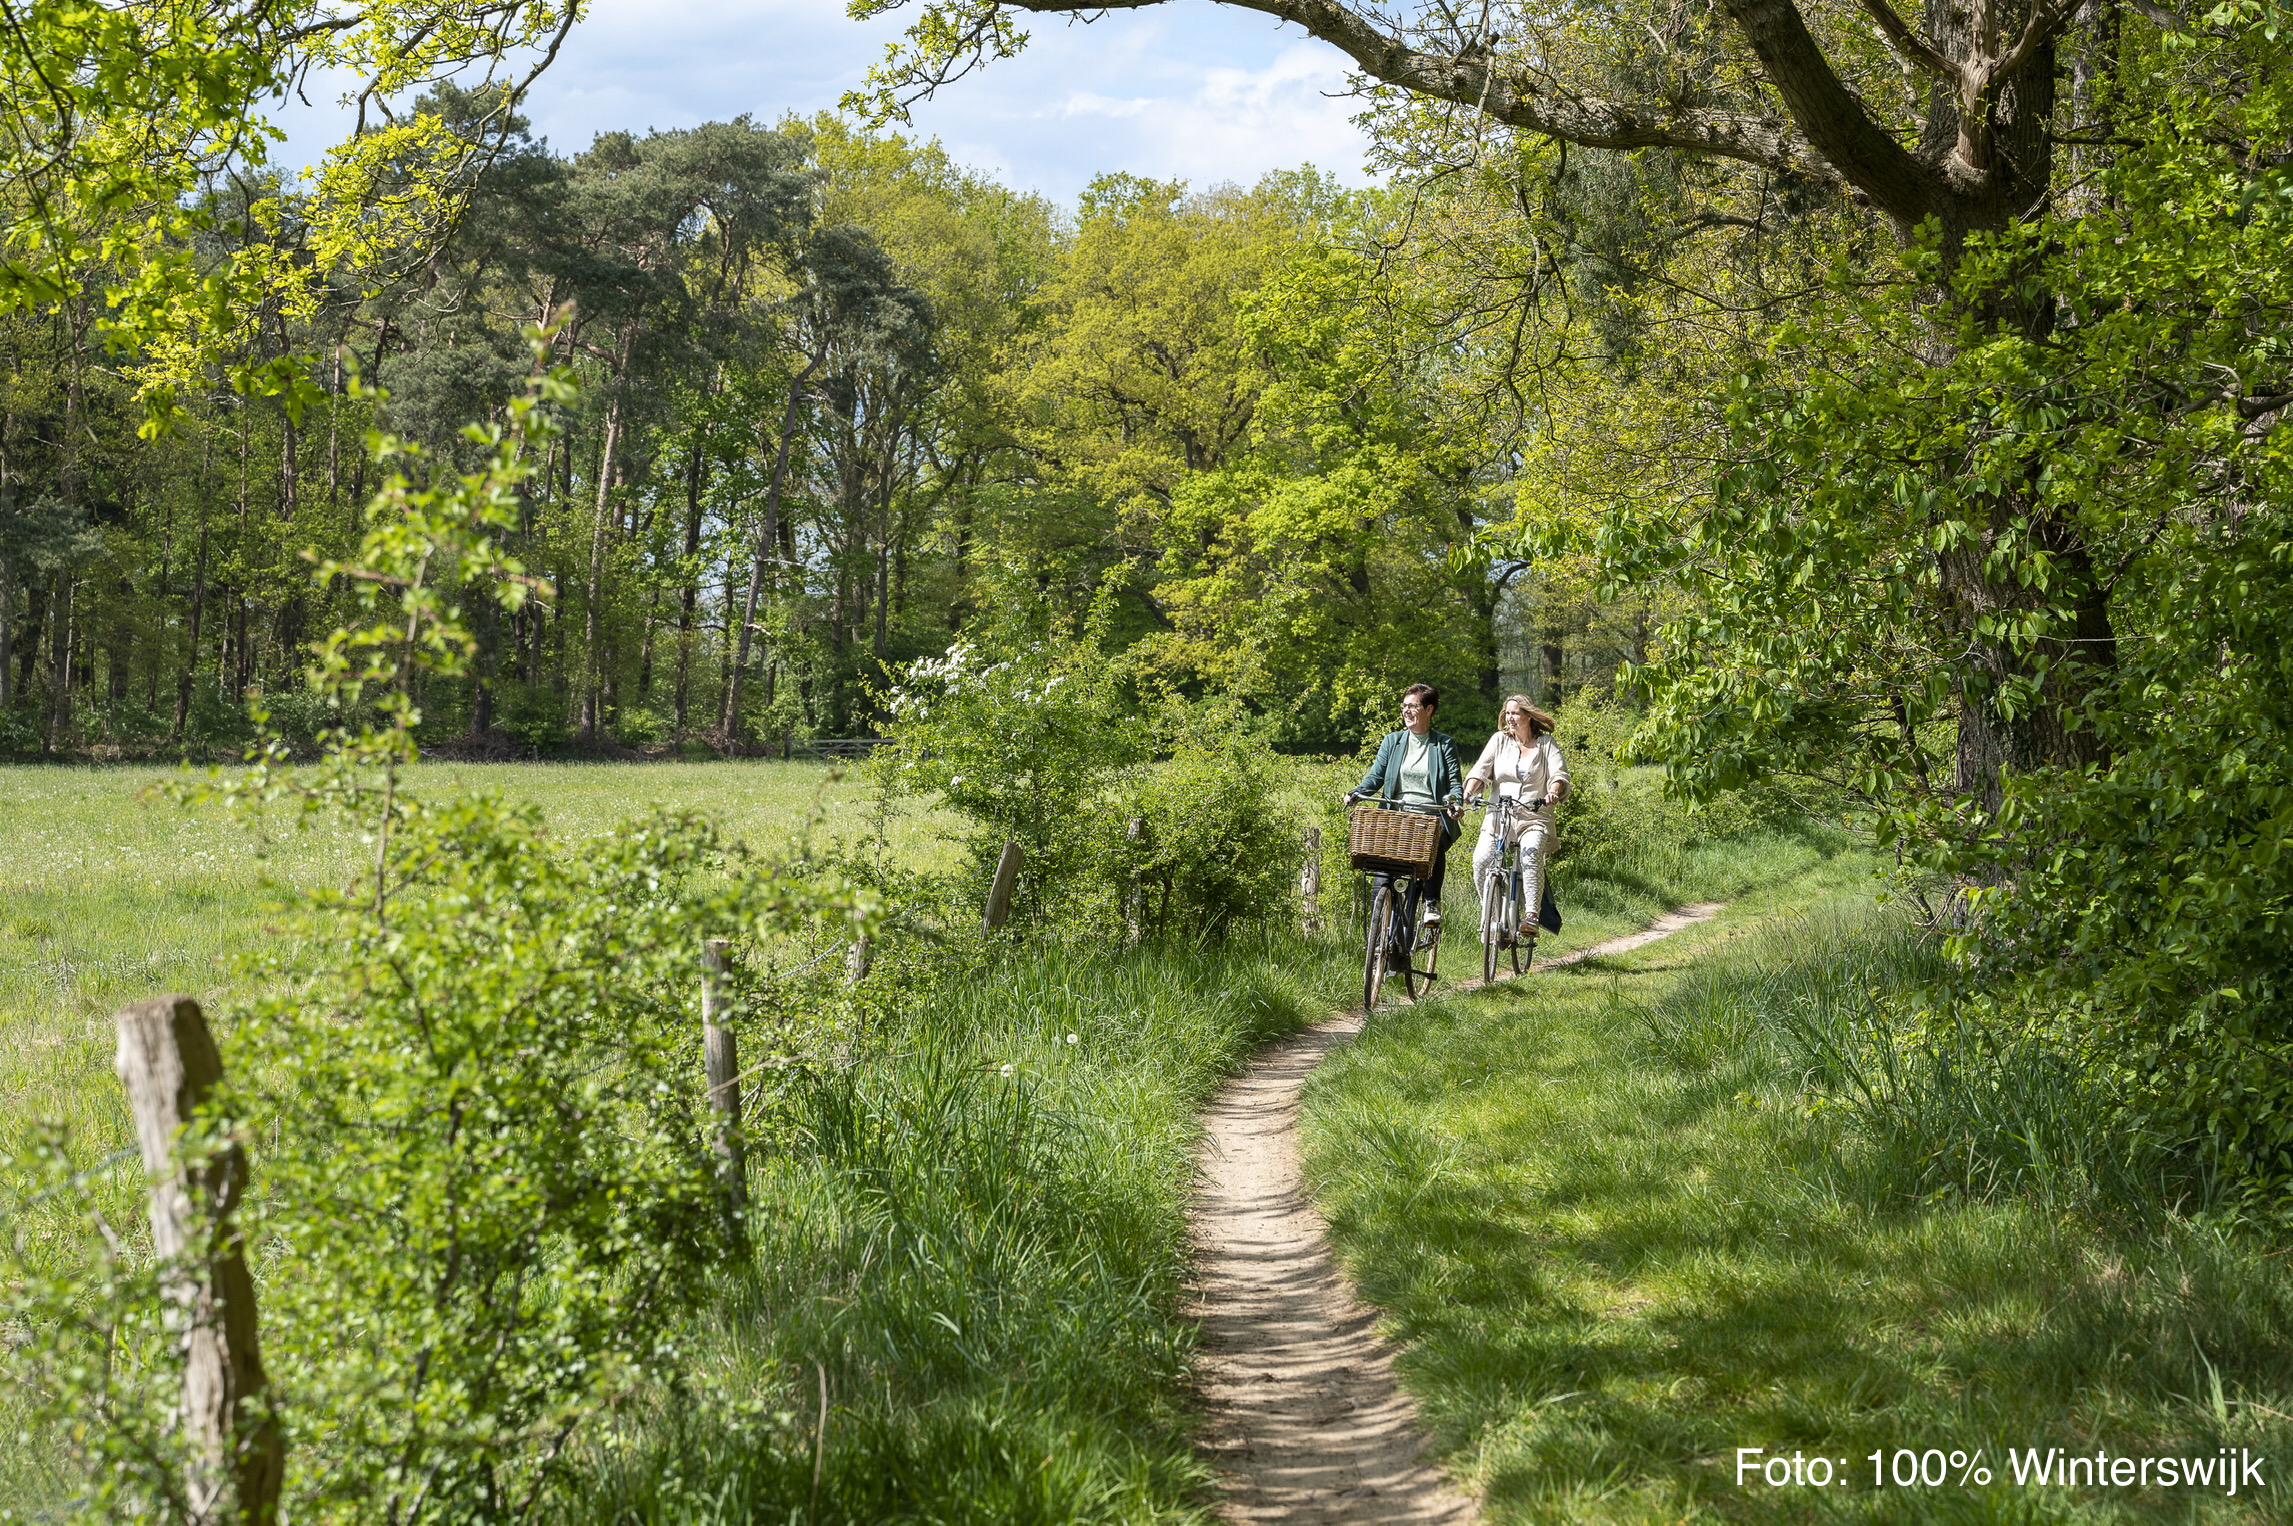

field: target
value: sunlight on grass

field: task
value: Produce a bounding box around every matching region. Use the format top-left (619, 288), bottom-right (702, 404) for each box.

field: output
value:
top-left (0, 762), bottom-right (957, 1146)
top-left (1302, 859), bottom-right (2293, 1523)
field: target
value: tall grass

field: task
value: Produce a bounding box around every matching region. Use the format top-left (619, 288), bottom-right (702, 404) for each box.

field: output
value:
top-left (1636, 904), bottom-right (2214, 1217)
top-left (549, 930), bottom-right (1355, 1525)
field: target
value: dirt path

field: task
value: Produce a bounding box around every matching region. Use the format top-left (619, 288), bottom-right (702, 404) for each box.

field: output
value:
top-left (1188, 903), bottom-right (1726, 1523)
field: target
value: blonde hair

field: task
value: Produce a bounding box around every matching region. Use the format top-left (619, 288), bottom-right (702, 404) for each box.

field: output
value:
top-left (1498, 695), bottom-right (1555, 739)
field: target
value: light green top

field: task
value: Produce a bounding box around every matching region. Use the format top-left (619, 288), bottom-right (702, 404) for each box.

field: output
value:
top-left (1398, 732), bottom-right (1437, 806)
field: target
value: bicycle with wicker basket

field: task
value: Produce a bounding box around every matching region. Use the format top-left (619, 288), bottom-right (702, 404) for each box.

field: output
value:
top-left (1342, 795), bottom-right (1448, 1009)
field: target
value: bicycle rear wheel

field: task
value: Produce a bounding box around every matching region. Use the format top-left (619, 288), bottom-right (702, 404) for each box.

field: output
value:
top-left (1509, 871), bottom-right (1532, 975)
top-left (1363, 885), bottom-right (1394, 1010)
top-left (1384, 879), bottom-right (1421, 999)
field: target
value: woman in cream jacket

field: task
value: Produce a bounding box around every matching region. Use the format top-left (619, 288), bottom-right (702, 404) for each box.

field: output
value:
top-left (1461, 696), bottom-right (1569, 937)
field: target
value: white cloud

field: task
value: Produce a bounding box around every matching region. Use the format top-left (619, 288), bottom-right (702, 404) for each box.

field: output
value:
top-left (271, 0), bottom-right (1373, 206)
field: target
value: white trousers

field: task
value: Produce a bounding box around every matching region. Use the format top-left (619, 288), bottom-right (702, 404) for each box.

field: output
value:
top-left (1472, 806), bottom-right (1550, 928)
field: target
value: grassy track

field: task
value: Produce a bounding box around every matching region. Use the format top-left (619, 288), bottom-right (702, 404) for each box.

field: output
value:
top-left (1301, 850), bottom-right (2293, 1523)
top-left (2, 764), bottom-right (1917, 1522)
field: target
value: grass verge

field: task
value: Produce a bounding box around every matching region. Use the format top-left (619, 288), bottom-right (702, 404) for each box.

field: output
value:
top-left (551, 930), bottom-right (1360, 1524)
top-left (1300, 854), bottom-right (2293, 1523)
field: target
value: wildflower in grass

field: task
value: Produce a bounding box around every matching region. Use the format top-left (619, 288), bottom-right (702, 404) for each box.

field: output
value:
top-left (1066, 1033), bottom-right (1080, 1045)
top-left (1000, 1062), bottom-right (1015, 1077)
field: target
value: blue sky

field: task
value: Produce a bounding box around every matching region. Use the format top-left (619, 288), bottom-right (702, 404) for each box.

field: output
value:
top-left (274, 0), bottom-right (1375, 207)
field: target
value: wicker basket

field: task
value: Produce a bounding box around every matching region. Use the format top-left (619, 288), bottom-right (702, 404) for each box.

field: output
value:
top-left (1346, 803), bottom-right (1442, 877)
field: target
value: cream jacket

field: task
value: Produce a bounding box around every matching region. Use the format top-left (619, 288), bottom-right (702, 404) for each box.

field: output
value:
top-left (1467, 731), bottom-right (1569, 804)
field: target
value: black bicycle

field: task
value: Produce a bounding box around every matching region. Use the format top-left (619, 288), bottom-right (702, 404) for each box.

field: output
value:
top-left (1345, 795), bottom-right (1449, 1010)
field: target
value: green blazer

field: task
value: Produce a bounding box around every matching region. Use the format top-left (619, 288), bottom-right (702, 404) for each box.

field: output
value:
top-left (1351, 728), bottom-right (1465, 845)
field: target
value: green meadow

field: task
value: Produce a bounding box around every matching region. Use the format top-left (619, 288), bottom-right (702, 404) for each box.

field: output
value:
top-left (0, 762), bottom-right (954, 1185)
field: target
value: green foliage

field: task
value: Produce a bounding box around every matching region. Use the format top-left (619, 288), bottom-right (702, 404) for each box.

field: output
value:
top-left (0, 0), bottom-right (576, 407)
top-left (232, 802), bottom-right (874, 1521)
top-left (877, 604), bottom-right (1146, 923)
top-left (1117, 704), bottom-right (1307, 938)
top-left (1577, 4), bottom-right (2293, 1203)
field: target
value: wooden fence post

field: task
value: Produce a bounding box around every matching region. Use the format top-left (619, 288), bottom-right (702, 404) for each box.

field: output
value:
top-left (700, 940), bottom-right (746, 1225)
top-left (1300, 825), bottom-right (1323, 936)
top-left (113, 996), bottom-right (283, 1526)
top-left (844, 933), bottom-right (873, 985)
top-left (982, 840), bottom-right (1023, 932)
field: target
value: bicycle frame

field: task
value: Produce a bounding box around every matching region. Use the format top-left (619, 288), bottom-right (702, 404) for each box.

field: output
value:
top-left (1346, 796), bottom-right (1453, 1009)
top-left (1466, 793), bottom-right (1547, 981)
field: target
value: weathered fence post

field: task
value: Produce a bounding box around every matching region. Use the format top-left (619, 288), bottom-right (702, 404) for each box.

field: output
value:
top-left (700, 940), bottom-right (746, 1225)
top-left (1300, 825), bottom-right (1323, 936)
top-left (113, 996), bottom-right (283, 1526)
top-left (982, 840), bottom-right (1023, 932)
top-left (844, 933), bottom-right (873, 985)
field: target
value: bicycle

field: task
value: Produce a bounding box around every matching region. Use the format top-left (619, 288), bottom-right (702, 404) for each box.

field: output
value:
top-left (1343, 794), bottom-right (1453, 1010)
top-left (1466, 793), bottom-right (1548, 983)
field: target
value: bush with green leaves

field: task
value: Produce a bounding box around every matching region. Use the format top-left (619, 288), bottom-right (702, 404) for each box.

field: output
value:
top-left (239, 802), bottom-right (874, 1521)
top-left (1115, 705), bottom-right (1306, 939)
top-left (1591, 5), bottom-right (2293, 1206)
top-left (877, 610), bottom-right (1146, 926)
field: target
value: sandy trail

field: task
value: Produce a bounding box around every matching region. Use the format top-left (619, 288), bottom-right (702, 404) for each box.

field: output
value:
top-left (1188, 903), bottom-right (1725, 1524)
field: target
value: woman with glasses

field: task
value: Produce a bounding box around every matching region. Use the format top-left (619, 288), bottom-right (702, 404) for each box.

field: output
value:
top-left (1462, 696), bottom-right (1571, 941)
top-left (1345, 683), bottom-right (1465, 930)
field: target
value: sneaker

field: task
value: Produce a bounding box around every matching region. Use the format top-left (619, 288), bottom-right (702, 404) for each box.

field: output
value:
top-left (1424, 906), bottom-right (1443, 927)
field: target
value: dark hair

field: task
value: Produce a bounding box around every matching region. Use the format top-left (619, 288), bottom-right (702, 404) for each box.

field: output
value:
top-left (1402, 682), bottom-right (1438, 712)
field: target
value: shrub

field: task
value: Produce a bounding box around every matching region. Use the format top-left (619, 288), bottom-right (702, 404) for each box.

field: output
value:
top-left (242, 803), bottom-right (750, 1519)
top-left (877, 617), bottom-right (1146, 926)
top-left (2, 801), bottom-right (882, 1524)
top-left (1117, 705), bottom-right (1306, 938)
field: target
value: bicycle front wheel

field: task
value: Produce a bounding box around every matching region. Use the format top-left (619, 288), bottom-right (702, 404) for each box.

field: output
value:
top-left (1363, 886), bottom-right (1393, 1010)
top-left (1481, 871), bottom-right (1505, 984)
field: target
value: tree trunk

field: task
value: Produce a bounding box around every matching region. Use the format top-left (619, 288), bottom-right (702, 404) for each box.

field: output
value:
top-left (327, 345), bottom-right (342, 514)
top-left (674, 430), bottom-right (709, 737)
top-left (722, 352), bottom-right (823, 744)
top-left (278, 408), bottom-right (298, 524)
top-left (0, 569), bottom-right (12, 712)
top-left (44, 572), bottom-right (75, 753)
top-left (578, 384), bottom-right (626, 742)
top-left (173, 496), bottom-right (211, 743)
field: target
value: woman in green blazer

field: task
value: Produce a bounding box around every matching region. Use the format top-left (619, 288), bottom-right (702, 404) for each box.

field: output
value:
top-left (1345, 683), bottom-right (1465, 926)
